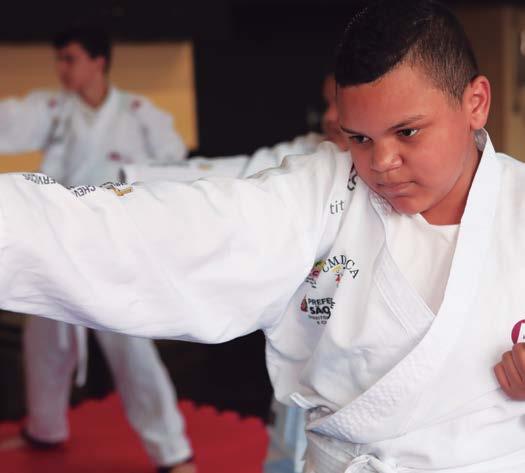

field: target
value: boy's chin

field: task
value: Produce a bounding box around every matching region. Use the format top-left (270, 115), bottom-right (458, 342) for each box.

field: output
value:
top-left (387, 196), bottom-right (427, 216)
top-left (60, 81), bottom-right (79, 92)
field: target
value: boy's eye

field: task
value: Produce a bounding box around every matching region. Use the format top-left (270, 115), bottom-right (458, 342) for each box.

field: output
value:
top-left (349, 135), bottom-right (371, 144)
top-left (398, 128), bottom-right (419, 138)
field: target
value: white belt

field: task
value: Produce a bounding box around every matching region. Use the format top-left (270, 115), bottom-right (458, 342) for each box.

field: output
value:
top-left (305, 430), bottom-right (398, 473)
top-left (299, 397), bottom-right (525, 473)
top-left (344, 455), bottom-right (397, 473)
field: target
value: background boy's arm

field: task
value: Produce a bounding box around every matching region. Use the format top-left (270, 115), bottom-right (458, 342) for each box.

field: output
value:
top-left (0, 91), bottom-right (57, 154)
top-left (132, 97), bottom-right (188, 163)
top-left (0, 145), bottom-right (345, 342)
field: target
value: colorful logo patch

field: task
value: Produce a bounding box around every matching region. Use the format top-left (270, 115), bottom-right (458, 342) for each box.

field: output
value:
top-left (322, 255), bottom-right (359, 285)
top-left (300, 296), bottom-right (335, 325)
top-left (101, 182), bottom-right (134, 197)
top-left (305, 260), bottom-right (325, 289)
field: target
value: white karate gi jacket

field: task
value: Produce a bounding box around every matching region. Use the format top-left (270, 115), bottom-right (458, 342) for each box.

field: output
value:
top-left (0, 131), bottom-right (523, 472)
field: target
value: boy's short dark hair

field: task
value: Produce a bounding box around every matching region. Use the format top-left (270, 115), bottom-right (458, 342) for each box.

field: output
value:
top-left (53, 27), bottom-right (112, 72)
top-left (335, 0), bottom-right (479, 102)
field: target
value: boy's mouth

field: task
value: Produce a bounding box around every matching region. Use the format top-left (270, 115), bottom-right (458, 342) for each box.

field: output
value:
top-left (377, 181), bottom-right (413, 196)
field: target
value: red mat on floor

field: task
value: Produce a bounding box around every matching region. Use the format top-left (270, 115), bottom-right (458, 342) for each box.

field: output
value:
top-left (0, 395), bottom-right (269, 473)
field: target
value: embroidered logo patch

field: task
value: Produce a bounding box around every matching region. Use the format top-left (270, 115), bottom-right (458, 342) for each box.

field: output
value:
top-left (304, 260), bottom-right (325, 289)
top-left (300, 296), bottom-right (335, 325)
top-left (511, 320), bottom-right (525, 344)
top-left (22, 174), bottom-right (56, 185)
top-left (101, 182), bottom-right (134, 197)
top-left (305, 255), bottom-right (360, 288)
top-left (69, 185), bottom-right (97, 197)
top-left (347, 163), bottom-right (358, 191)
top-left (322, 254), bottom-right (359, 284)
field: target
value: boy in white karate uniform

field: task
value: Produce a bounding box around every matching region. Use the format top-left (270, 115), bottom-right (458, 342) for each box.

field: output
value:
top-left (0, 2), bottom-right (525, 471)
top-left (0, 27), bottom-right (194, 473)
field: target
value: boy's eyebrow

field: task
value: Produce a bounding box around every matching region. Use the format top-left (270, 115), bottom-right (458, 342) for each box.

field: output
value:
top-left (389, 114), bottom-right (427, 130)
top-left (340, 125), bottom-right (361, 135)
top-left (339, 114), bottom-right (427, 136)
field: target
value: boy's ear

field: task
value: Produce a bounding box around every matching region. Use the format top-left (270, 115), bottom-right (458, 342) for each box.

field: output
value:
top-left (464, 75), bottom-right (491, 130)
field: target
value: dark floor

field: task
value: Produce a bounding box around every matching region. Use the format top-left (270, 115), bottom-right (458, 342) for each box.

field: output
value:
top-left (0, 311), bottom-right (274, 422)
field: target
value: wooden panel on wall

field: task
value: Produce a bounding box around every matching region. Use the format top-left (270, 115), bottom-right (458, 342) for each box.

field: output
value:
top-left (501, 7), bottom-right (525, 163)
top-left (455, 6), bottom-right (505, 153)
top-left (456, 6), bottom-right (525, 162)
top-left (112, 42), bottom-right (198, 150)
top-left (0, 41), bottom-right (197, 173)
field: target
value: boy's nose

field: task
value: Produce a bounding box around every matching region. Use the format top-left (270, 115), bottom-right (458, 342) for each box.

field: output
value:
top-left (370, 142), bottom-right (402, 173)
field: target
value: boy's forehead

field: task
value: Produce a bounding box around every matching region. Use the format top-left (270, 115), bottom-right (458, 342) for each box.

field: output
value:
top-left (335, 64), bottom-right (450, 130)
top-left (57, 42), bottom-right (87, 56)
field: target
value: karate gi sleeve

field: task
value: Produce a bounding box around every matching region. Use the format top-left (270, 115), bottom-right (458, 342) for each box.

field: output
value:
top-left (132, 98), bottom-right (188, 163)
top-left (0, 144), bottom-right (349, 342)
top-left (0, 92), bottom-right (56, 154)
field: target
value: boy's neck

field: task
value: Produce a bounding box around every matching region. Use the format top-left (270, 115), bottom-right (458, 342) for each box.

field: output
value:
top-left (78, 76), bottom-right (110, 109)
top-left (421, 143), bottom-right (482, 226)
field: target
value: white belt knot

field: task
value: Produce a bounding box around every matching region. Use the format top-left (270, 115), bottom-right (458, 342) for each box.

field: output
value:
top-left (345, 454), bottom-right (398, 473)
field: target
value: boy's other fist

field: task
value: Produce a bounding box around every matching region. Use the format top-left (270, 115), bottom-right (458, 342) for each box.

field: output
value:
top-left (494, 343), bottom-right (525, 400)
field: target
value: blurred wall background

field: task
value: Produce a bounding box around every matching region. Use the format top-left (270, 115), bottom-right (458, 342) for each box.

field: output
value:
top-left (456, 5), bottom-right (525, 160)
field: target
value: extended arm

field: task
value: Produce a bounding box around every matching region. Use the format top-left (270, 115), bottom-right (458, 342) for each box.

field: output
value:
top-left (0, 91), bottom-right (57, 154)
top-left (0, 144), bottom-right (347, 342)
top-left (134, 98), bottom-right (188, 163)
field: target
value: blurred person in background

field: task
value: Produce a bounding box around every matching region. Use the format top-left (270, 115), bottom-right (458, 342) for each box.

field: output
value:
top-left (122, 73), bottom-right (346, 183)
top-left (0, 27), bottom-right (194, 473)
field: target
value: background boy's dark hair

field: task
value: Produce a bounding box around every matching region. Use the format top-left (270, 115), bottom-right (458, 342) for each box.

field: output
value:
top-left (53, 27), bottom-right (112, 72)
top-left (335, 0), bottom-right (479, 102)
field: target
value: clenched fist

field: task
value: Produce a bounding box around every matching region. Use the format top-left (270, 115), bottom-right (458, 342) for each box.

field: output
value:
top-left (494, 342), bottom-right (525, 400)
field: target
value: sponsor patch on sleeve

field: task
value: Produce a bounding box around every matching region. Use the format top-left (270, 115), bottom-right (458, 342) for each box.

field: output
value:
top-left (22, 174), bottom-right (57, 185)
top-left (68, 185), bottom-right (97, 197)
top-left (101, 182), bottom-right (134, 197)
